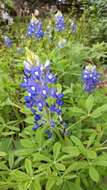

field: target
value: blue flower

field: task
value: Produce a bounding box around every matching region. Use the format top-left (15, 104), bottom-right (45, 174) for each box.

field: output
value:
top-left (50, 120), bottom-right (55, 128)
top-left (55, 11), bottom-right (65, 32)
top-left (34, 114), bottom-right (41, 121)
top-left (82, 64), bottom-right (100, 92)
top-left (35, 20), bottom-right (44, 39)
top-left (32, 124), bottom-right (40, 130)
top-left (27, 21), bottom-right (35, 36)
top-left (27, 17), bottom-right (44, 39)
top-left (45, 130), bottom-right (52, 139)
top-left (4, 36), bottom-right (12, 47)
top-left (21, 58), bottom-right (64, 132)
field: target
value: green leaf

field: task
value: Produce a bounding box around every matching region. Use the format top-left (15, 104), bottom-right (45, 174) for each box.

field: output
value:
top-left (10, 170), bottom-right (30, 181)
top-left (95, 160), bottom-right (107, 166)
top-left (64, 161), bottom-right (88, 175)
top-left (9, 153), bottom-right (14, 169)
top-left (92, 104), bottom-right (107, 118)
top-left (63, 174), bottom-right (77, 180)
top-left (87, 132), bottom-right (97, 147)
top-left (0, 151), bottom-right (7, 157)
top-left (89, 167), bottom-right (99, 182)
top-left (31, 179), bottom-right (41, 190)
top-left (18, 181), bottom-right (32, 190)
top-left (62, 146), bottom-right (80, 156)
top-left (21, 139), bottom-right (35, 148)
top-left (25, 159), bottom-right (33, 176)
top-left (70, 136), bottom-right (86, 154)
top-left (69, 182), bottom-right (83, 190)
top-left (0, 182), bottom-right (16, 189)
top-left (55, 163), bottom-right (65, 171)
top-left (53, 142), bottom-right (61, 161)
top-left (33, 153), bottom-right (51, 162)
top-left (14, 149), bottom-right (34, 156)
top-left (86, 150), bottom-right (97, 159)
top-left (24, 116), bottom-right (34, 124)
top-left (46, 178), bottom-right (56, 190)
top-left (85, 95), bottom-right (94, 113)
top-left (68, 107), bottom-right (85, 115)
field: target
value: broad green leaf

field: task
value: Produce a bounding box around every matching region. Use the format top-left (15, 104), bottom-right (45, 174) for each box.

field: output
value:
top-left (91, 104), bottom-right (107, 118)
top-left (64, 161), bottom-right (88, 175)
top-left (89, 167), bottom-right (99, 182)
top-left (86, 150), bottom-right (97, 159)
top-left (68, 182), bottom-right (83, 190)
top-left (33, 153), bottom-right (51, 162)
top-left (85, 95), bottom-right (94, 113)
top-left (21, 139), bottom-right (35, 148)
top-left (38, 163), bottom-right (51, 172)
top-left (95, 160), bottom-right (107, 166)
top-left (24, 116), bottom-right (34, 124)
top-left (10, 170), bottom-right (30, 181)
top-left (0, 182), bottom-right (16, 189)
top-left (55, 163), bottom-right (65, 171)
top-left (31, 179), bottom-right (41, 190)
top-left (87, 132), bottom-right (97, 147)
top-left (63, 174), bottom-right (77, 180)
top-left (0, 151), bottom-right (7, 157)
top-left (70, 136), bottom-right (86, 154)
top-left (46, 178), bottom-right (56, 190)
top-left (68, 107), bottom-right (85, 115)
top-left (53, 142), bottom-right (61, 161)
top-left (25, 159), bottom-right (33, 176)
top-left (62, 146), bottom-right (80, 156)
top-left (0, 161), bottom-right (9, 171)
top-left (14, 149), bottom-right (34, 156)
top-left (18, 181), bottom-right (32, 190)
top-left (57, 154), bottom-right (78, 162)
top-left (8, 153), bottom-right (14, 169)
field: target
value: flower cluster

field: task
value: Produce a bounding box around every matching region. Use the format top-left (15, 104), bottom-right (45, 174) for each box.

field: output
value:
top-left (27, 17), bottom-right (44, 39)
top-left (55, 11), bottom-right (65, 32)
top-left (4, 36), bottom-right (12, 47)
top-left (83, 64), bottom-right (100, 92)
top-left (21, 56), bottom-right (64, 132)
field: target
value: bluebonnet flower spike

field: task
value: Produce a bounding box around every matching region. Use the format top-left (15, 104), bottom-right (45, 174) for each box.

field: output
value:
top-left (21, 55), bottom-right (64, 132)
top-left (4, 36), bottom-right (12, 47)
top-left (83, 64), bottom-right (100, 92)
top-left (55, 11), bottom-right (65, 32)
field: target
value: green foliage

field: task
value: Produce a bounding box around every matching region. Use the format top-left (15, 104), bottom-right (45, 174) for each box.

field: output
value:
top-left (0, 2), bottom-right (107, 190)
